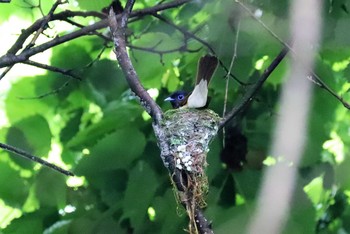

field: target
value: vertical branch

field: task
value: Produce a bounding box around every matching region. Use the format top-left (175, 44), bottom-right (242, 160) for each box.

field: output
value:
top-left (248, 0), bottom-right (323, 233)
top-left (219, 46), bottom-right (289, 129)
top-left (108, 1), bottom-right (163, 123)
top-left (222, 19), bottom-right (241, 147)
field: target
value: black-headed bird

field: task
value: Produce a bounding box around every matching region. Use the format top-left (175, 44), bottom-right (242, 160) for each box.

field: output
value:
top-left (164, 55), bottom-right (218, 109)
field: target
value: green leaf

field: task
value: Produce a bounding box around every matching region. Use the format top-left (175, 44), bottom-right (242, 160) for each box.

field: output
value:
top-left (3, 213), bottom-right (43, 234)
top-left (75, 127), bottom-right (146, 175)
top-left (35, 168), bottom-right (67, 208)
top-left (76, 0), bottom-right (111, 11)
top-left (301, 89), bottom-right (337, 167)
top-left (81, 59), bottom-right (128, 106)
top-left (5, 76), bottom-right (58, 123)
top-left (0, 0), bottom-right (49, 21)
top-left (48, 43), bottom-right (92, 101)
top-left (99, 169), bottom-right (129, 207)
top-left (335, 157), bottom-right (350, 190)
top-left (67, 101), bottom-right (143, 149)
top-left (6, 115), bottom-right (52, 169)
top-left (206, 205), bottom-right (250, 234)
top-left (233, 169), bottom-right (262, 200)
top-left (60, 108), bottom-right (84, 144)
top-left (333, 19), bottom-right (350, 47)
top-left (149, 189), bottom-right (187, 234)
top-left (0, 161), bottom-right (29, 207)
top-left (283, 183), bottom-right (316, 234)
top-left (131, 33), bottom-right (181, 89)
top-left (122, 161), bottom-right (158, 230)
top-left (50, 44), bottom-right (91, 69)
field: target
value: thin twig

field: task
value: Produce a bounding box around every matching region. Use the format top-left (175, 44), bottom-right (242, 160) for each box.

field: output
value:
top-left (25, 0), bottom-right (66, 50)
top-left (0, 0), bottom-right (192, 69)
top-left (18, 80), bottom-right (71, 100)
top-left (310, 72), bottom-right (350, 109)
top-left (22, 60), bottom-right (81, 80)
top-left (236, 0), bottom-right (350, 109)
top-left (0, 65), bottom-right (13, 81)
top-left (222, 19), bottom-right (241, 148)
top-left (219, 46), bottom-right (289, 129)
top-left (152, 13), bottom-right (215, 54)
top-left (236, 0), bottom-right (291, 50)
top-left (0, 142), bottom-right (74, 176)
top-left (223, 20), bottom-right (241, 118)
top-left (1, 0), bottom-right (66, 77)
top-left (152, 13), bottom-right (245, 85)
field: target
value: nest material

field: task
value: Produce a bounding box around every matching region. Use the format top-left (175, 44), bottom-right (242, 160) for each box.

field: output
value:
top-left (162, 108), bottom-right (221, 233)
top-left (163, 108), bottom-right (221, 174)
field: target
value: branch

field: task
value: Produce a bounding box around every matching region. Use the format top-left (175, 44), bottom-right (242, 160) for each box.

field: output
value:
top-left (0, 142), bottom-right (74, 176)
top-left (194, 208), bottom-right (213, 234)
top-left (0, 0), bottom-right (192, 69)
top-left (5, 10), bottom-right (105, 57)
top-left (237, 0), bottom-right (350, 110)
top-left (152, 13), bottom-right (244, 84)
top-left (25, 0), bottom-right (66, 50)
top-left (18, 80), bottom-right (71, 100)
top-left (310, 72), bottom-right (350, 109)
top-left (219, 46), bottom-right (289, 129)
top-left (109, 2), bottom-right (212, 232)
top-left (22, 60), bottom-right (81, 80)
top-left (108, 3), bottom-right (162, 123)
top-left (152, 13), bottom-right (215, 54)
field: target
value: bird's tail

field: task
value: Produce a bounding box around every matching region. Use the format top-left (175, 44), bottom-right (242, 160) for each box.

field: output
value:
top-left (195, 55), bottom-right (218, 85)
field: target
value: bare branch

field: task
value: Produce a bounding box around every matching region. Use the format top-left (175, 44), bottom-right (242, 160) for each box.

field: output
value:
top-left (6, 10), bottom-right (105, 57)
top-left (219, 46), bottom-right (289, 129)
top-left (236, 0), bottom-right (291, 50)
top-left (108, 4), bottom-right (162, 123)
top-left (194, 208), bottom-right (214, 234)
top-left (0, 142), bottom-right (74, 176)
top-left (19, 80), bottom-right (71, 100)
top-left (310, 72), bottom-right (350, 109)
top-left (152, 13), bottom-right (245, 85)
top-left (109, 2), bottom-right (212, 232)
top-left (152, 13), bottom-right (215, 54)
top-left (236, 0), bottom-right (350, 110)
top-left (0, 66), bottom-right (13, 81)
top-left (26, 0), bottom-right (66, 50)
top-left (0, 0), bottom-right (192, 69)
top-left (22, 60), bottom-right (81, 80)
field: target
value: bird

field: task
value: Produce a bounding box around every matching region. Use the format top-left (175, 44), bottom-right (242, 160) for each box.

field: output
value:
top-left (164, 55), bottom-right (218, 109)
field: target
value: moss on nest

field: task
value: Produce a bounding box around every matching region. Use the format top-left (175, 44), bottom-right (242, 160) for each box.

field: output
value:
top-left (162, 108), bottom-right (221, 173)
top-left (162, 108), bottom-right (221, 225)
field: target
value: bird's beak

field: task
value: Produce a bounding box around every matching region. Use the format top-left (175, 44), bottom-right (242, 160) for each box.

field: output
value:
top-left (164, 97), bottom-right (175, 102)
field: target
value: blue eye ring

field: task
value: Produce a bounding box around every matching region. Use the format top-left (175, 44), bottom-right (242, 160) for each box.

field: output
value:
top-left (178, 94), bottom-right (184, 100)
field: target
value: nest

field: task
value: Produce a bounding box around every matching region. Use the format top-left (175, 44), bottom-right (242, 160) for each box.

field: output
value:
top-left (162, 108), bottom-right (221, 233)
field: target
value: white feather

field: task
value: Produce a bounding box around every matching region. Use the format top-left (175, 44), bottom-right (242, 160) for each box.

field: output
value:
top-left (187, 79), bottom-right (208, 108)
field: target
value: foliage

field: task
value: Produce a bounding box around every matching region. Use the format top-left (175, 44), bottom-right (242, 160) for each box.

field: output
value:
top-left (0, 0), bottom-right (349, 233)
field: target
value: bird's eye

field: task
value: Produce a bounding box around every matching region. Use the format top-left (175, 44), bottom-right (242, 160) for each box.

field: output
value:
top-left (178, 94), bottom-right (184, 100)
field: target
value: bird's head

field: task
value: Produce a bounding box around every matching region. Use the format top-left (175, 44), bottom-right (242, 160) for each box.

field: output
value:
top-left (164, 90), bottom-right (189, 109)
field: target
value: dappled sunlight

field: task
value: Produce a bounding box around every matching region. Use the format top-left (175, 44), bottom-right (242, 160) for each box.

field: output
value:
top-left (254, 55), bottom-right (269, 70)
top-left (0, 199), bottom-right (21, 229)
top-left (323, 131), bottom-right (345, 164)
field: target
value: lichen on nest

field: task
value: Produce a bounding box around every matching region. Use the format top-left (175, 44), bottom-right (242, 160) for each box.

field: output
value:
top-left (162, 108), bottom-right (221, 174)
top-left (162, 108), bottom-right (221, 231)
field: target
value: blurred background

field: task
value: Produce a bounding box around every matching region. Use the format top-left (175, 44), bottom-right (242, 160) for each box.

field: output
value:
top-left (0, 0), bottom-right (349, 233)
